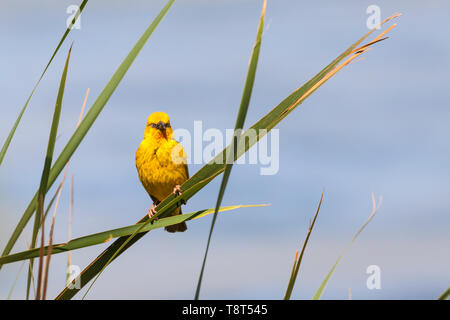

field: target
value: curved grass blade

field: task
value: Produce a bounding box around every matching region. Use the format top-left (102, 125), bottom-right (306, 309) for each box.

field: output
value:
top-left (438, 287), bottom-right (449, 300)
top-left (0, 205), bottom-right (266, 266)
top-left (54, 14), bottom-right (400, 299)
top-left (0, 0), bottom-right (88, 168)
top-left (195, 0), bottom-right (267, 300)
top-left (0, 0), bottom-right (175, 265)
top-left (26, 45), bottom-right (72, 300)
top-left (284, 191), bottom-right (323, 300)
top-left (312, 193), bottom-right (382, 300)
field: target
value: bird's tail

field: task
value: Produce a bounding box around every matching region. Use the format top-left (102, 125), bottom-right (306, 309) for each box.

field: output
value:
top-left (165, 206), bottom-right (187, 233)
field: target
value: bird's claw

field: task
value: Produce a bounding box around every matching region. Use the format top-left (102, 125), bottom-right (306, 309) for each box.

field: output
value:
top-left (173, 185), bottom-right (182, 196)
top-left (148, 202), bottom-right (159, 224)
top-left (173, 185), bottom-right (186, 205)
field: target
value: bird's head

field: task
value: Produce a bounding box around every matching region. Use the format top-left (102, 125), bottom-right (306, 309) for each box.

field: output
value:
top-left (144, 111), bottom-right (173, 140)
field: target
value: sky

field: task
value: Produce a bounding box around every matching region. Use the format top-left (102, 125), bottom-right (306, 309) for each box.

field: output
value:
top-left (0, 0), bottom-right (449, 299)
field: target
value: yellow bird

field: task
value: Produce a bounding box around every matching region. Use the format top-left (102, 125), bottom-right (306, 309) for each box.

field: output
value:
top-left (136, 112), bottom-right (189, 233)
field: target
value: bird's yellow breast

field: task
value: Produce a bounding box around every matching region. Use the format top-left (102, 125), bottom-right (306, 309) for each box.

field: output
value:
top-left (136, 137), bottom-right (188, 201)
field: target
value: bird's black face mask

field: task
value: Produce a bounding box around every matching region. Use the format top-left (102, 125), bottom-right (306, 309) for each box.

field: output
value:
top-left (150, 121), bottom-right (171, 138)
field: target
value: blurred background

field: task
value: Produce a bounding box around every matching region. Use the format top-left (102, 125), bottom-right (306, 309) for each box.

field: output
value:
top-left (0, 0), bottom-right (449, 299)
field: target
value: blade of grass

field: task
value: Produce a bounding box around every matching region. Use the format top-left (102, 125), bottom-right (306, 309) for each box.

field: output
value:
top-left (25, 90), bottom-right (87, 298)
top-left (64, 89), bottom-right (88, 284)
top-left (6, 179), bottom-right (219, 267)
top-left (41, 86), bottom-right (86, 300)
top-left (23, 239), bottom-right (36, 296)
top-left (67, 174), bottom-right (75, 286)
top-left (42, 164), bottom-right (68, 300)
top-left (43, 180), bottom-right (63, 222)
top-left (438, 287), bottom-right (449, 300)
top-left (7, 261), bottom-right (26, 299)
top-left (0, 0), bottom-right (88, 168)
top-left (29, 45), bottom-right (72, 300)
top-left (284, 191), bottom-right (323, 300)
top-left (195, 0), bottom-right (267, 300)
top-left (80, 203), bottom-right (267, 300)
top-left (54, 14), bottom-right (400, 299)
top-left (57, 177), bottom-right (222, 299)
top-left (312, 193), bottom-right (382, 300)
top-left (285, 251), bottom-right (300, 297)
top-left (35, 196), bottom-right (46, 300)
top-left (0, 0), bottom-right (175, 266)
top-left (0, 205), bottom-right (266, 266)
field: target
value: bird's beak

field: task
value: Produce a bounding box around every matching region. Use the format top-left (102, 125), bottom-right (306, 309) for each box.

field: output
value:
top-left (149, 121), bottom-right (169, 138)
top-left (155, 121), bottom-right (165, 131)
top-left (156, 121), bottom-right (168, 138)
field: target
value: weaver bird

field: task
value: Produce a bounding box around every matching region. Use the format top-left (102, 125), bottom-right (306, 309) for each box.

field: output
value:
top-left (136, 112), bottom-right (189, 233)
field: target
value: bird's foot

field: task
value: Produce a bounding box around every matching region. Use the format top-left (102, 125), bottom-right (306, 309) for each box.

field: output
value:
top-left (173, 185), bottom-right (186, 205)
top-left (147, 201), bottom-right (160, 223)
top-left (173, 185), bottom-right (182, 196)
